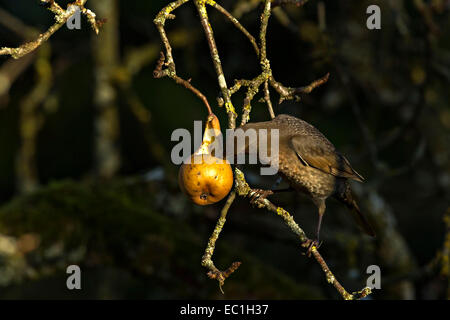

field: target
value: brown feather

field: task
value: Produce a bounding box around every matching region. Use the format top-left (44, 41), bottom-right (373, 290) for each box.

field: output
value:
top-left (290, 135), bottom-right (364, 182)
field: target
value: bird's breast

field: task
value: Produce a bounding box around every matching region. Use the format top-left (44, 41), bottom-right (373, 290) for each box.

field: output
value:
top-left (278, 149), bottom-right (336, 199)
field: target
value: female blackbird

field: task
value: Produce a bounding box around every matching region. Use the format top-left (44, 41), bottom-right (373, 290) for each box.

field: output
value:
top-left (237, 114), bottom-right (375, 241)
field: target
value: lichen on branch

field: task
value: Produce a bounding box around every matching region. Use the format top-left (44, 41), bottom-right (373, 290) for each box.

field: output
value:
top-left (0, 0), bottom-right (103, 59)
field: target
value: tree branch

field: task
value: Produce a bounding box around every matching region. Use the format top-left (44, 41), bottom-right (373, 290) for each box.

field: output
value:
top-left (235, 168), bottom-right (372, 300)
top-left (201, 191), bottom-right (241, 293)
top-left (194, 0), bottom-right (237, 129)
top-left (153, 52), bottom-right (212, 115)
top-left (0, 0), bottom-right (102, 59)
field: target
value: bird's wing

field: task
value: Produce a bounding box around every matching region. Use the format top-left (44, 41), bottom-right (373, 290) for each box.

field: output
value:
top-left (290, 135), bottom-right (364, 182)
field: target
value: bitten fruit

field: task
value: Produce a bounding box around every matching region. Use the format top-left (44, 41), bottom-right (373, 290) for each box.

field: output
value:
top-left (178, 113), bottom-right (233, 205)
top-left (178, 154), bottom-right (233, 205)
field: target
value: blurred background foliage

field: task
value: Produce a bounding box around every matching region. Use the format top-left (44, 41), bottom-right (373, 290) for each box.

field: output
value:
top-left (0, 0), bottom-right (449, 299)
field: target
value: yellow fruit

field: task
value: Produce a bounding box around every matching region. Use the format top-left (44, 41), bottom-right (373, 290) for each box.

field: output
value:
top-left (178, 154), bottom-right (233, 206)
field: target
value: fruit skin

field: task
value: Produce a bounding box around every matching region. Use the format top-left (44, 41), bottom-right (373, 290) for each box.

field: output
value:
top-left (178, 154), bottom-right (233, 206)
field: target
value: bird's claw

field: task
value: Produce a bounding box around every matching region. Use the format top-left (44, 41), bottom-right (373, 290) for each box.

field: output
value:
top-left (248, 189), bottom-right (273, 208)
top-left (304, 239), bottom-right (322, 257)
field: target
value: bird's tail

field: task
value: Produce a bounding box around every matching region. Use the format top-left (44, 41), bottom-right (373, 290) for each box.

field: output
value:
top-left (338, 185), bottom-right (376, 237)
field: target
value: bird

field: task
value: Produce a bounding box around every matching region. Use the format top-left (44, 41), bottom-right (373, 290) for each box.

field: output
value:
top-left (235, 114), bottom-right (375, 243)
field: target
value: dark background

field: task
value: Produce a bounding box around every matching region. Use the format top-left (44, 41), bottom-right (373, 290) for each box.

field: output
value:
top-left (0, 0), bottom-right (449, 299)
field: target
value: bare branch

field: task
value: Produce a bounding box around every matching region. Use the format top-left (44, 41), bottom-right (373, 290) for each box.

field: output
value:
top-left (208, 2), bottom-right (259, 56)
top-left (201, 191), bottom-right (241, 293)
top-left (264, 80), bottom-right (275, 119)
top-left (0, 0), bottom-right (102, 59)
top-left (235, 168), bottom-right (372, 300)
top-left (194, 0), bottom-right (237, 129)
top-left (270, 72), bottom-right (330, 103)
top-left (153, 51), bottom-right (212, 115)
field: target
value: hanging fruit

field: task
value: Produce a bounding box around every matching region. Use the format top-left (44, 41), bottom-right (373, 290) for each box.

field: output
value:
top-left (178, 113), bottom-right (233, 205)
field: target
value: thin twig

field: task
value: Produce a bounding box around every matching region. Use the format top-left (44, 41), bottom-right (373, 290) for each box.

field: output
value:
top-left (194, 0), bottom-right (237, 129)
top-left (201, 190), bottom-right (241, 293)
top-left (208, 2), bottom-right (260, 56)
top-left (0, 0), bottom-right (102, 59)
top-left (153, 0), bottom-right (189, 71)
top-left (264, 80), bottom-right (275, 119)
top-left (153, 51), bottom-right (212, 115)
top-left (270, 72), bottom-right (330, 104)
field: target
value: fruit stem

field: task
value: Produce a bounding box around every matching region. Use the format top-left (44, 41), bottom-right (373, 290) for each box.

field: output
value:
top-left (195, 113), bottom-right (222, 156)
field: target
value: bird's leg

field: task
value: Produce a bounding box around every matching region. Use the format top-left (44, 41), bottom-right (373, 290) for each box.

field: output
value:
top-left (305, 201), bottom-right (326, 257)
top-left (304, 239), bottom-right (320, 257)
top-left (316, 210), bottom-right (324, 243)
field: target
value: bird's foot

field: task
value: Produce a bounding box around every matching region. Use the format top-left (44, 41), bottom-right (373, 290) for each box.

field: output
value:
top-left (303, 239), bottom-right (322, 257)
top-left (248, 189), bottom-right (274, 208)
